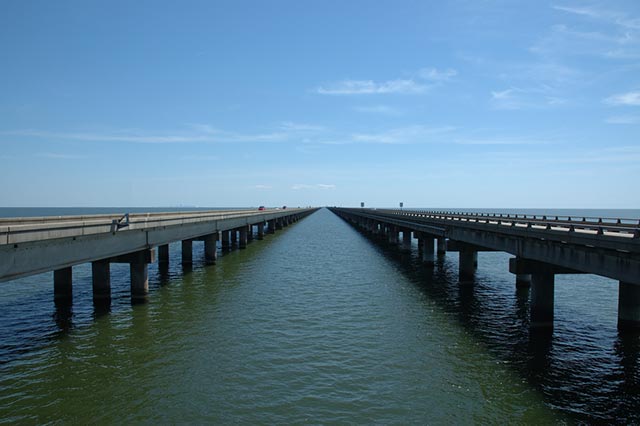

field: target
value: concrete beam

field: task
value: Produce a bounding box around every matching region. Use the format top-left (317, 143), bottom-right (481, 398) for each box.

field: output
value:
top-left (509, 257), bottom-right (583, 275)
top-left (446, 240), bottom-right (497, 252)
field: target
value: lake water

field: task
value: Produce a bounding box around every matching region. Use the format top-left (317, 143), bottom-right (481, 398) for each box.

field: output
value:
top-left (0, 208), bottom-right (639, 423)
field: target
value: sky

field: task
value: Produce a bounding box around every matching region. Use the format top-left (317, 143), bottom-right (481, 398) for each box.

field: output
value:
top-left (1, 0), bottom-right (639, 208)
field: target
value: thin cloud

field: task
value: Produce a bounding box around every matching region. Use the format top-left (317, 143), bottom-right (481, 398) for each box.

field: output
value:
top-left (279, 122), bottom-right (326, 132)
top-left (37, 152), bottom-right (87, 159)
top-left (605, 115), bottom-right (640, 124)
top-left (604, 91), bottom-right (640, 106)
top-left (317, 79), bottom-right (427, 95)
top-left (418, 67), bottom-right (458, 81)
top-left (253, 184), bottom-right (273, 190)
top-left (455, 138), bottom-right (550, 145)
top-left (291, 183), bottom-right (336, 190)
top-left (353, 105), bottom-right (403, 115)
top-left (350, 125), bottom-right (456, 144)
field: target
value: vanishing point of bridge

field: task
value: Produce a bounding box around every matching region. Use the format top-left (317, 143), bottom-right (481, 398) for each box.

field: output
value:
top-left (330, 207), bottom-right (640, 331)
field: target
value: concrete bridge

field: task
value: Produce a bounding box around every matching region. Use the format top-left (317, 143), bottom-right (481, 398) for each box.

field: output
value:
top-left (0, 208), bottom-right (317, 301)
top-left (329, 207), bottom-right (640, 330)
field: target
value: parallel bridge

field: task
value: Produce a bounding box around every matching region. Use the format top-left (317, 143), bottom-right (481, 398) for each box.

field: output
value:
top-left (330, 208), bottom-right (640, 330)
top-left (0, 208), bottom-right (317, 300)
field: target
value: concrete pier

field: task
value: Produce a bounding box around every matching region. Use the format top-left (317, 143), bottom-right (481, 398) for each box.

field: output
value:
top-left (618, 281), bottom-right (640, 330)
top-left (402, 230), bottom-right (412, 252)
top-left (230, 230), bottom-right (237, 246)
top-left (531, 272), bottom-right (555, 328)
top-left (437, 237), bottom-right (447, 255)
top-left (257, 223), bottom-right (265, 240)
top-left (158, 244), bottom-right (169, 264)
top-left (421, 236), bottom-right (435, 265)
top-left (181, 240), bottom-right (193, 265)
top-left (204, 233), bottom-right (218, 265)
top-left (91, 260), bottom-right (111, 300)
top-left (239, 227), bottom-right (248, 249)
top-left (388, 226), bottom-right (399, 245)
top-left (221, 230), bottom-right (231, 250)
top-left (459, 246), bottom-right (477, 283)
top-left (268, 219), bottom-right (276, 234)
top-left (126, 250), bottom-right (155, 300)
top-left (54, 267), bottom-right (73, 300)
top-left (516, 273), bottom-right (532, 288)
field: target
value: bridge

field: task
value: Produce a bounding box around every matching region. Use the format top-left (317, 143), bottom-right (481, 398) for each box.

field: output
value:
top-left (329, 207), bottom-right (640, 330)
top-left (0, 208), bottom-right (317, 300)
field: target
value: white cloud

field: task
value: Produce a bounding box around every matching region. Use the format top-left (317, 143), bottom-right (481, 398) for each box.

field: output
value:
top-left (291, 183), bottom-right (336, 190)
top-left (253, 184), bottom-right (273, 189)
top-left (455, 138), bottom-right (550, 145)
top-left (317, 79), bottom-right (427, 95)
top-left (279, 122), bottom-right (326, 132)
top-left (350, 125), bottom-right (455, 144)
top-left (605, 115), bottom-right (640, 124)
top-left (604, 91), bottom-right (640, 106)
top-left (418, 67), bottom-right (457, 81)
top-left (353, 105), bottom-right (403, 115)
top-left (490, 86), bottom-right (567, 110)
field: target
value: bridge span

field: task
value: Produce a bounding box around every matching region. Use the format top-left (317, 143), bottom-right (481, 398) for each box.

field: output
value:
top-left (330, 207), bottom-right (640, 330)
top-left (0, 208), bottom-right (317, 301)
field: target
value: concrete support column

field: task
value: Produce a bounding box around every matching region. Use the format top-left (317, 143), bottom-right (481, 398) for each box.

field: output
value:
top-left (239, 226), bottom-right (248, 249)
top-left (247, 225), bottom-right (254, 242)
top-left (230, 230), bottom-right (237, 246)
top-left (422, 236), bottom-right (435, 265)
top-left (181, 240), bottom-right (193, 265)
top-left (204, 233), bottom-right (218, 265)
top-left (258, 223), bottom-right (265, 240)
top-left (618, 281), bottom-right (640, 330)
top-left (268, 219), bottom-right (276, 234)
top-left (54, 267), bottom-right (73, 300)
top-left (130, 261), bottom-right (149, 300)
top-left (276, 219), bottom-right (283, 230)
top-left (158, 244), bottom-right (169, 264)
top-left (402, 230), bottom-right (412, 252)
top-left (92, 260), bottom-right (111, 300)
top-left (221, 230), bottom-right (231, 250)
top-left (437, 238), bottom-right (447, 255)
top-left (531, 272), bottom-right (554, 328)
top-left (388, 226), bottom-right (398, 245)
top-left (459, 247), bottom-right (477, 283)
top-left (516, 274), bottom-right (532, 288)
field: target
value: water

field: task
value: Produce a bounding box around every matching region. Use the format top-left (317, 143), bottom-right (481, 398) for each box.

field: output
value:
top-left (0, 208), bottom-right (639, 423)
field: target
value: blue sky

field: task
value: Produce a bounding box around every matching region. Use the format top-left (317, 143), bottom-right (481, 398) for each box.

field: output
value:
top-left (1, 0), bottom-right (639, 208)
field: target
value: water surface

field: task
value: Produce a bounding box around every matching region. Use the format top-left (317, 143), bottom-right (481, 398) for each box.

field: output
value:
top-left (0, 208), bottom-right (638, 423)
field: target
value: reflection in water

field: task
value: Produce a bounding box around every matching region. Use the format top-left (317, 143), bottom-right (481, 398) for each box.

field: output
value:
top-left (53, 298), bottom-right (73, 334)
top-left (92, 298), bottom-right (111, 319)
